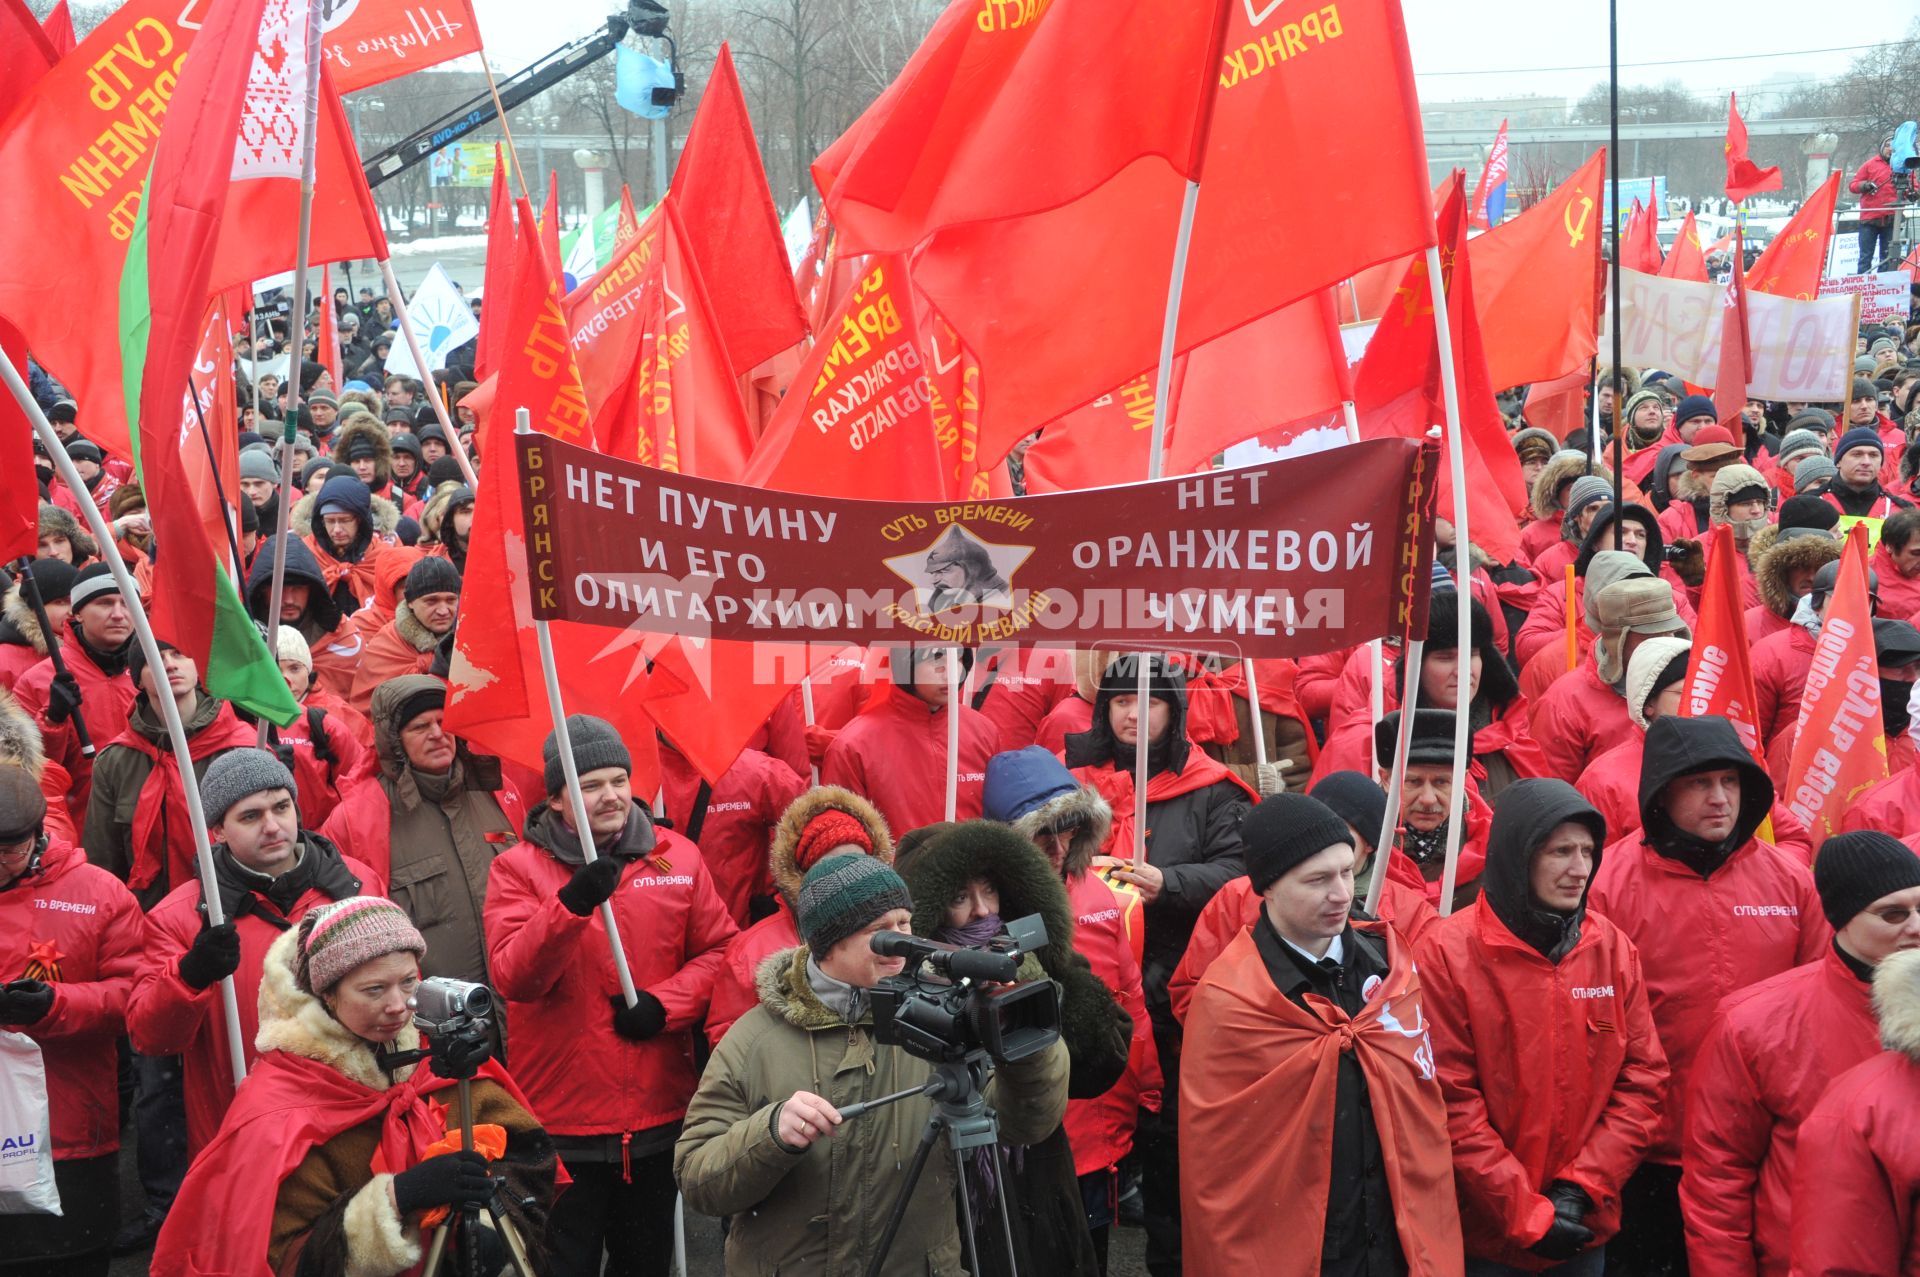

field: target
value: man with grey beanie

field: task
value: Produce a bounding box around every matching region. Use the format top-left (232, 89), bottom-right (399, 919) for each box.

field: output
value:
top-left (487, 713), bottom-right (737, 1277)
top-left (122, 746), bottom-right (375, 1243)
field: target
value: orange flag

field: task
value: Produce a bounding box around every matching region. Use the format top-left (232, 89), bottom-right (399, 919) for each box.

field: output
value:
top-left (1748, 173), bottom-right (1839, 300)
top-left (1470, 148), bottom-right (1606, 388)
top-left (1724, 92), bottom-right (1783, 203)
top-left (1680, 525), bottom-right (1765, 758)
top-left (1658, 209), bottom-right (1709, 282)
top-left (1710, 230), bottom-right (1751, 430)
top-left (1782, 525), bottom-right (1887, 848)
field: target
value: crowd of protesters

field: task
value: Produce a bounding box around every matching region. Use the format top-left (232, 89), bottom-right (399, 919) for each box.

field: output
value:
top-left (5, 284), bottom-right (1920, 1277)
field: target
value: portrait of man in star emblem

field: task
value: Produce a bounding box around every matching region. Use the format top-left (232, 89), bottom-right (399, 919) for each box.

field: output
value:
top-left (884, 525), bottom-right (1032, 615)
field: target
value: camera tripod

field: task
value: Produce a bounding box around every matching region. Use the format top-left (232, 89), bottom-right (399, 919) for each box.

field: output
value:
top-left (838, 1049), bottom-right (1021, 1277)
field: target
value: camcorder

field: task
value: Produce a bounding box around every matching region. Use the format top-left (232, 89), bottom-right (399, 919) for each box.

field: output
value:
top-left (869, 915), bottom-right (1061, 1065)
top-left (409, 976), bottom-right (496, 1080)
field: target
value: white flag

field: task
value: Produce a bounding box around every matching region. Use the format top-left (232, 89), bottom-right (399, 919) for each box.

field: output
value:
top-left (385, 263), bottom-right (479, 377)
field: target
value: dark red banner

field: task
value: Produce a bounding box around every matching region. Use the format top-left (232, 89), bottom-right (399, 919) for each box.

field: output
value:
top-left (515, 431), bottom-right (1438, 659)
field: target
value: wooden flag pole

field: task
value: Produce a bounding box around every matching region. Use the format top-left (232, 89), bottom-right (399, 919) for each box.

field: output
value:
top-left (1426, 240), bottom-right (1475, 919)
top-left (515, 409), bottom-right (640, 1007)
top-left (4, 352), bottom-right (248, 1085)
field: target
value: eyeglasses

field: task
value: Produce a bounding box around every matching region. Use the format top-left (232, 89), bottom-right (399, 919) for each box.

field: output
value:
top-left (1036, 821), bottom-right (1086, 841)
top-left (1871, 905), bottom-right (1918, 926)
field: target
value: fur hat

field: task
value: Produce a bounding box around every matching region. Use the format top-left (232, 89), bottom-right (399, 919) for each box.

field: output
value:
top-left (767, 787), bottom-right (893, 908)
top-left (1374, 707), bottom-right (1462, 771)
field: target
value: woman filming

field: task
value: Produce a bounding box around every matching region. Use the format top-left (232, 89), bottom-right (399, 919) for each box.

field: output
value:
top-left (151, 897), bottom-right (557, 1277)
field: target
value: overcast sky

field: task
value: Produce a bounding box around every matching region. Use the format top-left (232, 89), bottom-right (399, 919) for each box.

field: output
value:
top-left (462, 0), bottom-right (1878, 111)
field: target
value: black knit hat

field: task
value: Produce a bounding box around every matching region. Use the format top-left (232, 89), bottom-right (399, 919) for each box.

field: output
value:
top-left (1777, 494), bottom-right (1840, 533)
top-left (403, 555), bottom-right (462, 601)
top-left (127, 637), bottom-right (179, 694)
top-left (1815, 832), bottom-right (1920, 928)
top-left (1310, 771), bottom-right (1389, 852)
top-left (1649, 648), bottom-right (1691, 700)
top-left (1374, 708), bottom-right (1462, 771)
top-left (426, 457), bottom-right (465, 487)
top-left (543, 714), bottom-right (633, 796)
top-left (1242, 793), bottom-right (1357, 893)
top-left (21, 558), bottom-right (77, 604)
top-left (1098, 652), bottom-right (1187, 704)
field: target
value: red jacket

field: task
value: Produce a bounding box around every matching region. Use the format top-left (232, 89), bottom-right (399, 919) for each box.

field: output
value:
top-left (974, 647), bottom-right (1077, 752)
top-left (1872, 545), bottom-right (1920, 625)
top-left (1063, 868), bottom-right (1161, 1177)
top-left (1790, 1038), bottom-right (1920, 1274)
top-left (1749, 625), bottom-right (1814, 748)
top-left (1417, 899), bottom-right (1668, 1268)
top-left (13, 630), bottom-right (135, 817)
top-left (1311, 686), bottom-right (1548, 792)
top-left (0, 837), bottom-right (143, 1159)
top-left (1519, 517), bottom-right (1566, 567)
top-left (1034, 693), bottom-right (1093, 755)
top-left (1295, 649), bottom-right (1347, 721)
top-left (1681, 948), bottom-right (1880, 1277)
top-left (127, 849), bottom-right (383, 1154)
top-left (705, 904), bottom-right (798, 1048)
top-left (346, 615), bottom-right (437, 714)
top-left (1167, 873), bottom-right (1437, 1024)
top-left (1576, 733), bottom-right (1815, 864)
top-left (819, 687), bottom-right (1003, 838)
top-left (1849, 153), bottom-right (1896, 221)
top-left (1842, 764), bottom-right (1920, 841)
top-left (1530, 661), bottom-right (1633, 783)
top-left (1586, 836), bottom-right (1829, 1163)
top-left (270, 704), bottom-right (369, 833)
top-left (483, 821), bottom-right (738, 1134)
top-left (1742, 603), bottom-right (1790, 648)
top-left (659, 745), bottom-right (808, 926)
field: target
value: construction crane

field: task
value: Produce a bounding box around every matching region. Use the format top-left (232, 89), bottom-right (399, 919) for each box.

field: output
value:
top-left (359, 2), bottom-right (676, 190)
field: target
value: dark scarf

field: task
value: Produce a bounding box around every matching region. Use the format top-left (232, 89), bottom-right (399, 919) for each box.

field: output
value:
top-left (211, 833), bottom-right (362, 928)
top-left (1402, 822), bottom-right (1449, 866)
top-left (73, 623), bottom-right (131, 677)
top-left (527, 803), bottom-right (657, 867)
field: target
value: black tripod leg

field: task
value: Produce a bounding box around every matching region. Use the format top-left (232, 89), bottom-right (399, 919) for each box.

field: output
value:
top-left (951, 1140), bottom-right (983, 1277)
top-left (986, 1141), bottom-right (1020, 1277)
top-left (866, 1116), bottom-right (946, 1277)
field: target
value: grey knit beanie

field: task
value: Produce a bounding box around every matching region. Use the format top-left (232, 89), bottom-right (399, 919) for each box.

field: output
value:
top-left (1794, 456), bottom-right (1839, 491)
top-left (795, 852), bottom-right (914, 960)
top-left (403, 555), bottom-right (463, 601)
top-left (543, 714), bottom-right (633, 795)
top-left (200, 748), bottom-right (299, 829)
top-left (1565, 475), bottom-right (1612, 516)
top-left (239, 448), bottom-right (280, 483)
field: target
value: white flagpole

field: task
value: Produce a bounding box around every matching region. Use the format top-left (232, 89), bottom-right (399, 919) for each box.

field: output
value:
top-left (1146, 179), bottom-right (1202, 482)
top-left (1133, 654), bottom-right (1151, 863)
top-left (1427, 242), bottom-right (1475, 918)
top-left (259, 0), bottom-right (328, 749)
top-left (943, 648), bottom-right (961, 822)
top-left (1364, 641), bottom-right (1425, 917)
top-left (517, 408), bottom-right (639, 1006)
top-left (379, 258), bottom-right (481, 490)
top-left (1241, 658), bottom-right (1269, 774)
top-left (3, 352), bottom-right (248, 1085)
top-left (798, 676), bottom-right (821, 786)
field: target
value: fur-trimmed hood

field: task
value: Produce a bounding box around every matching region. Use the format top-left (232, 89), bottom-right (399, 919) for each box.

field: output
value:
top-left (1531, 451), bottom-right (1594, 521)
top-left (982, 744), bottom-right (1114, 876)
top-left (766, 785), bottom-right (894, 908)
top-left (0, 687), bottom-right (46, 778)
top-left (0, 585), bottom-right (46, 656)
top-left (1011, 787), bottom-right (1111, 878)
top-left (1755, 529), bottom-right (1843, 620)
top-left (288, 488), bottom-right (401, 541)
top-left (1874, 947), bottom-right (1920, 1058)
top-left (418, 481), bottom-right (472, 545)
top-left (331, 414), bottom-right (393, 488)
top-left (893, 819), bottom-right (1078, 982)
top-left (254, 927), bottom-right (422, 1091)
top-left (753, 945), bottom-right (851, 1031)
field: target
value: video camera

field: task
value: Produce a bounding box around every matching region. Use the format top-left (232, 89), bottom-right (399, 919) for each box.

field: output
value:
top-left (409, 977), bottom-right (495, 1079)
top-left (868, 915), bottom-right (1060, 1065)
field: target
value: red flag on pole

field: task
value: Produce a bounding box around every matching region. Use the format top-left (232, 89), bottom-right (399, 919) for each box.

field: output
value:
top-left (1621, 198), bottom-right (1664, 274)
top-left (1724, 92), bottom-right (1783, 204)
top-left (538, 170), bottom-right (561, 275)
top-left (40, 0), bottom-right (75, 56)
top-left (1468, 118), bottom-right (1509, 230)
top-left (1680, 524), bottom-right (1765, 758)
top-left (669, 44), bottom-right (806, 377)
top-left (1711, 229), bottom-right (1752, 430)
top-left (1469, 148), bottom-right (1606, 388)
top-left (474, 144), bottom-right (515, 380)
top-left (320, 0), bottom-right (484, 92)
top-left (1748, 173), bottom-right (1840, 299)
top-left (1782, 525), bottom-right (1886, 847)
top-left (1354, 174), bottom-right (1526, 563)
top-left (492, 197), bottom-right (591, 447)
top-left (1658, 209), bottom-right (1709, 282)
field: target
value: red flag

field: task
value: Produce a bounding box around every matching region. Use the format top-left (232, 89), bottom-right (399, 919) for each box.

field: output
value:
top-left (0, 0), bottom-right (56, 169)
top-left (474, 146), bottom-right (514, 380)
top-left (1470, 148), bottom-right (1606, 387)
top-left (1724, 92), bottom-right (1782, 204)
top-left (40, 0), bottom-right (74, 55)
top-left (314, 264), bottom-right (342, 388)
top-left (905, 0), bottom-right (1437, 468)
top-left (1621, 198), bottom-right (1664, 274)
top-left (1748, 173), bottom-right (1840, 299)
top-left (538, 170), bottom-right (561, 274)
top-left (616, 185), bottom-right (641, 243)
top-left (818, 0), bottom-right (1224, 253)
top-left (320, 0), bottom-right (484, 93)
top-left (1354, 174), bottom-right (1526, 563)
top-left (493, 197), bottom-right (590, 446)
top-left (1468, 118), bottom-right (1508, 231)
top-left (1711, 230), bottom-right (1751, 429)
top-left (916, 296), bottom-right (992, 499)
top-left (742, 255), bottom-right (945, 499)
top-left (1783, 525), bottom-right (1886, 846)
top-left (563, 200), bottom-right (756, 478)
top-left (669, 44), bottom-right (806, 377)
top-left (1680, 524), bottom-right (1765, 758)
top-left (638, 639), bottom-right (807, 785)
top-left (182, 299), bottom-right (241, 574)
top-left (1658, 209), bottom-right (1709, 282)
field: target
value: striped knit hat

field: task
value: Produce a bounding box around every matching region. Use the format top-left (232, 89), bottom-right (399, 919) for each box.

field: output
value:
top-left (295, 896), bottom-right (426, 995)
top-left (795, 852), bottom-right (913, 960)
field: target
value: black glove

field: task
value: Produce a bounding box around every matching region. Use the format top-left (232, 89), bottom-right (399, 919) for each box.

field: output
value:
top-left (391, 1150), bottom-right (495, 1216)
top-left (43, 671), bottom-right (82, 727)
top-left (177, 921), bottom-right (242, 991)
top-left (1530, 1181), bottom-right (1595, 1262)
top-left (0, 980), bottom-right (54, 1025)
top-left (556, 857), bottom-right (622, 916)
top-left (1861, 180), bottom-right (1879, 194)
top-left (610, 990), bottom-right (667, 1040)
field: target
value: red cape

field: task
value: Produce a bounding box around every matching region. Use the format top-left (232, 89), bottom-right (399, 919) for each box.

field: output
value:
top-left (149, 1048), bottom-right (524, 1277)
top-left (1179, 922), bottom-right (1463, 1275)
top-left (1076, 742), bottom-right (1258, 862)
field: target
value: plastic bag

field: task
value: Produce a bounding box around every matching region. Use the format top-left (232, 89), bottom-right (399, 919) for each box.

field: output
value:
top-left (0, 1030), bottom-right (59, 1215)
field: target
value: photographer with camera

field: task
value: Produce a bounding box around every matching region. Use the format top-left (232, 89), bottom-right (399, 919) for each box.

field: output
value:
top-left (676, 850), bottom-right (1070, 1276)
top-left (152, 897), bottom-right (558, 1277)
top-left (484, 716), bottom-right (737, 1277)
top-left (894, 818), bottom-right (1134, 1277)
top-left (1850, 135), bottom-right (1898, 274)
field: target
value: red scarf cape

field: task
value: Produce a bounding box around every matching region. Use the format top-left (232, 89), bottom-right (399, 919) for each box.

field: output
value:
top-left (149, 1048), bottom-right (524, 1277)
top-left (1075, 743), bottom-right (1257, 863)
top-left (1178, 922), bottom-right (1463, 1275)
top-left (116, 701), bottom-right (259, 892)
